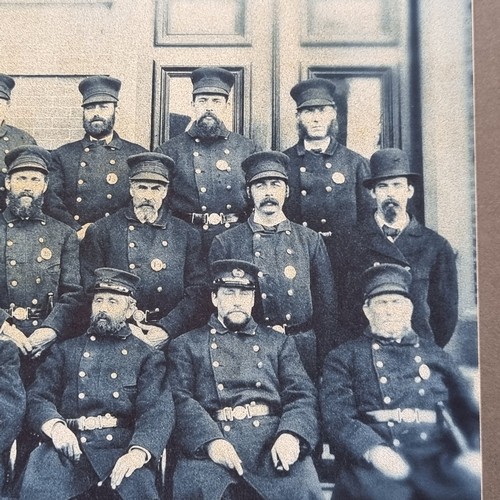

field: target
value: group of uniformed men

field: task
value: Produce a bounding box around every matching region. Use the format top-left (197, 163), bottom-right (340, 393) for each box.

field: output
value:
top-left (0, 68), bottom-right (479, 499)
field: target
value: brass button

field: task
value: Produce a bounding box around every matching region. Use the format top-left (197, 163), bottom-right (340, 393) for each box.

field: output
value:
top-left (79, 371), bottom-right (86, 378)
top-left (80, 436), bottom-right (87, 443)
top-left (83, 352), bottom-right (90, 358)
top-left (78, 393), bottom-right (85, 399)
top-left (106, 434), bottom-right (113, 441)
top-left (113, 391), bottom-right (119, 398)
top-left (383, 396), bottom-right (391, 404)
top-left (111, 373), bottom-right (117, 379)
top-left (217, 384), bottom-right (224, 391)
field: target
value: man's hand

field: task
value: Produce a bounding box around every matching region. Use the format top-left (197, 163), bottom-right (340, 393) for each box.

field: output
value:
top-left (110, 449), bottom-right (147, 490)
top-left (77, 222), bottom-right (92, 241)
top-left (2, 322), bottom-right (32, 355)
top-left (271, 433), bottom-right (300, 471)
top-left (207, 439), bottom-right (244, 476)
top-left (52, 422), bottom-right (82, 463)
top-left (29, 327), bottom-right (57, 357)
top-left (142, 325), bottom-right (169, 349)
top-left (364, 445), bottom-right (410, 480)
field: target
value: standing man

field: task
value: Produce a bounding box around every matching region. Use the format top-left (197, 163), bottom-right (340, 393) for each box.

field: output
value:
top-left (209, 152), bottom-right (336, 380)
top-left (80, 152), bottom-right (209, 348)
top-left (20, 268), bottom-right (174, 500)
top-left (156, 66), bottom-right (259, 254)
top-left (320, 263), bottom-right (480, 500)
top-left (168, 259), bottom-right (323, 500)
top-left (283, 78), bottom-right (373, 237)
top-left (47, 76), bottom-right (146, 240)
top-left (0, 74), bottom-right (37, 211)
top-left (333, 148), bottom-right (458, 347)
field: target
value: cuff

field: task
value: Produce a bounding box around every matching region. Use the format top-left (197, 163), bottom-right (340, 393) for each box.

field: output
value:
top-left (41, 418), bottom-right (66, 438)
top-left (129, 445), bottom-right (151, 463)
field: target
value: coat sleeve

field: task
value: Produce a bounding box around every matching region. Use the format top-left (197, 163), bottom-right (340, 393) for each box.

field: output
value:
top-left (167, 337), bottom-right (224, 456)
top-left (355, 155), bottom-right (373, 224)
top-left (320, 346), bottom-right (386, 460)
top-left (79, 222), bottom-right (107, 294)
top-left (207, 234), bottom-right (229, 265)
top-left (276, 337), bottom-right (319, 452)
top-left (428, 239), bottom-right (458, 347)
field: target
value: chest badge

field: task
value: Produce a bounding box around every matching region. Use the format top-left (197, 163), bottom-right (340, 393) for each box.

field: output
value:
top-left (106, 173), bottom-right (118, 185)
top-left (331, 172), bottom-right (345, 184)
top-left (151, 258), bottom-right (165, 272)
top-left (216, 160), bottom-right (230, 171)
top-left (284, 265), bottom-right (297, 279)
top-left (40, 248), bottom-right (52, 260)
top-left (418, 364), bottom-right (431, 380)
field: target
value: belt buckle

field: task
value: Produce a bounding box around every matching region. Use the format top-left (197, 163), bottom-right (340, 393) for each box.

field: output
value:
top-left (133, 309), bottom-right (147, 323)
top-left (400, 408), bottom-right (417, 423)
top-left (12, 307), bottom-right (29, 321)
top-left (83, 416), bottom-right (98, 430)
top-left (207, 213), bottom-right (222, 225)
top-left (232, 405), bottom-right (248, 420)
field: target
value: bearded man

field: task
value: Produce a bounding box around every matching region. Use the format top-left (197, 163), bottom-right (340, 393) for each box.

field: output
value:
top-left (155, 67), bottom-right (259, 255)
top-left (331, 148), bottom-right (458, 347)
top-left (46, 76), bottom-right (146, 240)
top-left (20, 268), bottom-right (174, 500)
top-left (80, 152), bottom-right (209, 348)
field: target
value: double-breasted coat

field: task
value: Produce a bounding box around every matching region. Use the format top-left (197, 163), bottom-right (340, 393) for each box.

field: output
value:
top-left (330, 215), bottom-right (458, 347)
top-left (46, 133), bottom-right (146, 230)
top-left (282, 140), bottom-right (373, 234)
top-left (320, 330), bottom-right (479, 499)
top-left (167, 315), bottom-right (323, 500)
top-left (209, 215), bottom-right (337, 377)
top-left (80, 205), bottom-right (209, 338)
top-left (0, 123), bottom-right (36, 211)
top-left (21, 326), bottom-right (174, 500)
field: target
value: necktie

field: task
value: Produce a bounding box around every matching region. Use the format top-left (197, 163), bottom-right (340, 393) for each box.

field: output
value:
top-left (382, 224), bottom-right (400, 238)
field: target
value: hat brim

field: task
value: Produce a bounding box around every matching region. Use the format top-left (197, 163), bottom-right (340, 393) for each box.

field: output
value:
top-left (363, 173), bottom-right (421, 189)
top-left (130, 173), bottom-right (169, 184)
top-left (248, 171), bottom-right (288, 184)
top-left (8, 164), bottom-right (48, 176)
top-left (82, 94), bottom-right (119, 106)
top-left (365, 285), bottom-right (411, 300)
top-left (193, 87), bottom-right (229, 97)
top-left (297, 98), bottom-right (336, 110)
top-left (0, 93), bottom-right (10, 101)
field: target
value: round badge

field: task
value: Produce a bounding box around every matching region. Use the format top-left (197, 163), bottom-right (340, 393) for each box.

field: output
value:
top-left (106, 173), bottom-right (118, 185)
top-left (151, 258), bottom-right (164, 272)
top-left (133, 310), bottom-right (146, 323)
top-left (418, 364), bottom-right (431, 380)
top-left (284, 265), bottom-right (297, 279)
top-left (332, 172), bottom-right (346, 184)
top-left (216, 160), bottom-right (229, 171)
top-left (40, 248), bottom-right (52, 260)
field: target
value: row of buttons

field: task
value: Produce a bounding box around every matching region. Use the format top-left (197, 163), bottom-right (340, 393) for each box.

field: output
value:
top-left (83, 146), bottom-right (117, 153)
top-left (300, 162), bottom-right (333, 171)
top-left (80, 159), bottom-right (117, 166)
top-left (223, 420), bottom-right (261, 432)
top-left (80, 434), bottom-right (113, 444)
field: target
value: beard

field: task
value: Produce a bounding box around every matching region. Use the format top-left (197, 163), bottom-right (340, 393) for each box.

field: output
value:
top-left (7, 191), bottom-right (44, 219)
top-left (89, 311), bottom-right (125, 336)
top-left (381, 199), bottom-right (401, 223)
top-left (223, 311), bottom-right (251, 331)
top-left (297, 119), bottom-right (338, 141)
top-left (133, 203), bottom-right (159, 223)
top-left (83, 113), bottom-right (115, 139)
top-left (195, 112), bottom-right (225, 138)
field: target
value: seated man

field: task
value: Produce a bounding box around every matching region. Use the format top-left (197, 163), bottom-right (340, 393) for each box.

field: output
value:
top-left (167, 259), bottom-right (323, 500)
top-left (20, 268), bottom-right (174, 500)
top-left (320, 263), bottom-right (480, 500)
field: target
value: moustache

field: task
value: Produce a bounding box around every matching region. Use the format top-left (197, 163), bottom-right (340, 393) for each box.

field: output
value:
top-left (18, 191), bottom-right (34, 198)
top-left (259, 197), bottom-right (279, 207)
top-left (382, 199), bottom-right (400, 209)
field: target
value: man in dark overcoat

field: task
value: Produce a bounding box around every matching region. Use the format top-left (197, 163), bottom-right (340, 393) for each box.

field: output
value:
top-left (282, 78), bottom-right (373, 238)
top-left (80, 152), bottom-right (209, 348)
top-left (46, 76), bottom-right (146, 240)
top-left (209, 151), bottom-right (337, 380)
top-left (0, 74), bottom-right (37, 211)
top-left (168, 259), bottom-right (323, 500)
top-left (155, 67), bottom-right (259, 255)
top-left (331, 148), bottom-right (458, 347)
top-left (320, 263), bottom-right (480, 500)
top-left (20, 268), bottom-right (174, 500)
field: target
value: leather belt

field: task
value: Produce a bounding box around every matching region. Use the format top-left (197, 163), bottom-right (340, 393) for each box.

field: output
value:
top-left (285, 320), bottom-right (314, 336)
top-left (366, 408), bottom-right (437, 424)
top-left (66, 414), bottom-right (124, 431)
top-left (173, 211), bottom-right (242, 227)
top-left (215, 403), bottom-right (270, 422)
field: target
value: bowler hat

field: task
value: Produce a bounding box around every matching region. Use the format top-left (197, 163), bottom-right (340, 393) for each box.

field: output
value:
top-left (211, 260), bottom-right (260, 290)
top-left (128, 152), bottom-right (173, 185)
top-left (191, 67), bottom-right (234, 97)
top-left (363, 148), bottom-right (420, 189)
top-left (5, 145), bottom-right (50, 175)
top-left (362, 263), bottom-right (412, 300)
top-left (241, 151), bottom-right (289, 185)
top-left (94, 267), bottom-right (140, 297)
top-left (0, 74), bottom-right (15, 101)
top-left (290, 78), bottom-right (337, 110)
top-left (79, 76), bottom-right (121, 106)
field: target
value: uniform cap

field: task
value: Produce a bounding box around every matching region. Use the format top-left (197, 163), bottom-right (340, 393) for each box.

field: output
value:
top-left (290, 78), bottom-right (337, 110)
top-left (191, 67), bottom-right (235, 97)
top-left (94, 267), bottom-right (140, 297)
top-left (363, 148), bottom-right (420, 188)
top-left (0, 74), bottom-right (15, 101)
top-left (128, 152), bottom-right (173, 185)
top-left (79, 76), bottom-right (121, 106)
top-left (241, 151), bottom-right (289, 185)
top-left (362, 263), bottom-right (412, 300)
top-left (211, 260), bottom-right (260, 290)
top-left (5, 145), bottom-right (50, 175)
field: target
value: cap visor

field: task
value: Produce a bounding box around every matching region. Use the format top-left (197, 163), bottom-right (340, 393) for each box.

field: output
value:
top-left (297, 98), bottom-right (336, 109)
top-left (193, 87), bottom-right (229, 96)
top-left (249, 171), bottom-right (288, 184)
top-left (130, 173), bottom-right (169, 184)
top-left (82, 94), bottom-right (118, 106)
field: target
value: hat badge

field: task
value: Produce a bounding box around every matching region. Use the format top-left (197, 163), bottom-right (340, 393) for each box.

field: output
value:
top-left (232, 268), bottom-right (245, 278)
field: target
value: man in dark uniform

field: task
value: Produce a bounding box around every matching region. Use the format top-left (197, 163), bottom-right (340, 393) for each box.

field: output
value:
top-left (80, 152), bottom-right (209, 348)
top-left (283, 78), bottom-right (373, 238)
top-left (46, 76), bottom-right (146, 240)
top-left (155, 67), bottom-right (259, 255)
top-left (209, 152), bottom-right (337, 380)
top-left (320, 263), bottom-right (480, 500)
top-left (168, 259), bottom-right (323, 500)
top-left (0, 74), bottom-right (37, 211)
top-left (20, 268), bottom-right (174, 500)
top-left (332, 148), bottom-right (458, 347)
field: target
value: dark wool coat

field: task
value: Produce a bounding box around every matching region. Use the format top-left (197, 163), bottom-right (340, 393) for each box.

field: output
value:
top-left (47, 133), bottom-right (146, 230)
top-left (167, 316), bottom-right (323, 500)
